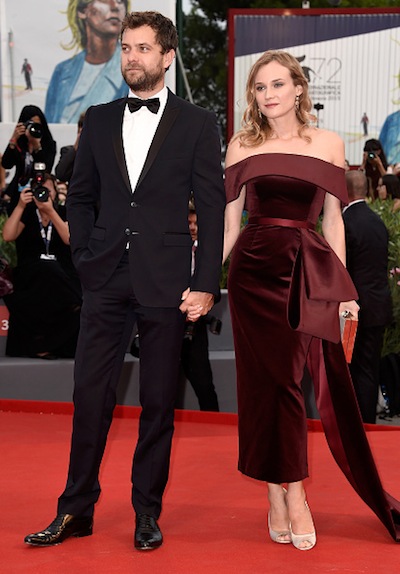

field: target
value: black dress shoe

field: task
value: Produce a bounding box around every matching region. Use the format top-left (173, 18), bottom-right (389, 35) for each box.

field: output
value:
top-left (24, 514), bottom-right (93, 546)
top-left (134, 513), bottom-right (163, 550)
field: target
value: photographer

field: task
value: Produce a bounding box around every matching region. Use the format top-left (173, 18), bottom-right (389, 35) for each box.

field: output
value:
top-left (2, 173), bottom-right (81, 359)
top-left (1, 105), bottom-right (56, 213)
top-left (359, 139), bottom-right (388, 199)
top-left (377, 174), bottom-right (400, 212)
top-left (55, 112), bottom-right (86, 184)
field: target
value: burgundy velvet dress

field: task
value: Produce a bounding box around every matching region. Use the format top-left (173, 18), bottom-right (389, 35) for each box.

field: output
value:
top-left (225, 153), bottom-right (400, 541)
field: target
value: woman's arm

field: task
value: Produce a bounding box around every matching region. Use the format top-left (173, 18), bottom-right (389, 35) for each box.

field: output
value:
top-left (322, 193), bottom-right (346, 266)
top-left (2, 123), bottom-right (27, 167)
top-left (223, 188), bottom-right (245, 263)
top-left (322, 131), bottom-right (359, 318)
top-left (323, 195), bottom-right (359, 318)
top-left (223, 138), bottom-right (247, 263)
top-left (2, 189), bottom-right (31, 241)
top-left (321, 130), bottom-right (346, 263)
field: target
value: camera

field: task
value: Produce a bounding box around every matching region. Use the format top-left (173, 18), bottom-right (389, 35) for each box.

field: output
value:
top-left (24, 120), bottom-right (42, 139)
top-left (368, 152), bottom-right (376, 160)
top-left (31, 162), bottom-right (49, 202)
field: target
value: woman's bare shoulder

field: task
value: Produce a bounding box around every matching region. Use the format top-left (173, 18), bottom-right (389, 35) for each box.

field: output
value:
top-left (307, 128), bottom-right (345, 167)
top-left (225, 135), bottom-right (251, 168)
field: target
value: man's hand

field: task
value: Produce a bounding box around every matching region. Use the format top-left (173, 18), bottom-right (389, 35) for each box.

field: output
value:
top-left (179, 289), bottom-right (214, 322)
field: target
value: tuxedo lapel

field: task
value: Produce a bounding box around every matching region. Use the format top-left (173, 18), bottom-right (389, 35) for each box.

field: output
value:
top-left (112, 98), bottom-right (132, 193)
top-left (135, 90), bottom-right (180, 190)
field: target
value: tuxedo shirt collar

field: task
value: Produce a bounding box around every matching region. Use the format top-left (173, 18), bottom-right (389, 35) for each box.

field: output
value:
top-left (123, 86), bottom-right (168, 194)
top-left (127, 85), bottom-right (168, 117)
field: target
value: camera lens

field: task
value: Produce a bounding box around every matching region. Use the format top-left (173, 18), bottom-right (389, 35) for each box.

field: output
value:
top-left (33, 187), bottom-right (49, 202)
top-left (25, 121), bottom-right (42, 139)
top-left (29, 123), bottom-right (42, 138)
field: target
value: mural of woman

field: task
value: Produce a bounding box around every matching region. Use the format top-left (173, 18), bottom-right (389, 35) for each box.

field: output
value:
top-left (379, 68), bottom-right (400, 165)
top-left (45, 0), bottom-right (130, 123)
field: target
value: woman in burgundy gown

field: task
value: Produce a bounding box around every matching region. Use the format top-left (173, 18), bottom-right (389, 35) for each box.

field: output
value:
top-left (223, 51), bottom-right (400, 549)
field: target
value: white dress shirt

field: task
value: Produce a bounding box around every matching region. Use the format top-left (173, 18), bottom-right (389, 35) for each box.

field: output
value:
top-left (122, 86), bottom-right (168, 193)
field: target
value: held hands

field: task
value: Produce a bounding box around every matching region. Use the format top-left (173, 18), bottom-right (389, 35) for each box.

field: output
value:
top-left (339, 300), bottom-right (359, 321)
top-left (180, 288), bottom-right (214, 322)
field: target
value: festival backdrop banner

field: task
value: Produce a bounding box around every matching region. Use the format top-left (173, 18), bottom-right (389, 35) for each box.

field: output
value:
top-left (228, 9), bottom-right (400, 165)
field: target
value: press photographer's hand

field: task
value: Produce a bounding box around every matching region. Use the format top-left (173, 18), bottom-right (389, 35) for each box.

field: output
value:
top-left (34, 194), bottom-right (54, 215)
top-left (18, 188), bottom-right (33, 208)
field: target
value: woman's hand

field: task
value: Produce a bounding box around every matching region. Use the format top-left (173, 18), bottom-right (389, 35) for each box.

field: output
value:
top-left (179, 289), bottom-right (214, 322)
top-left (10, 122), bottom-right (26, 144)
top-left (34, 195), bottom-right (54, 215)
top-left (339, 300), bottom-right (360, 321)
top-left (18, 188), bottom-right (34, 208)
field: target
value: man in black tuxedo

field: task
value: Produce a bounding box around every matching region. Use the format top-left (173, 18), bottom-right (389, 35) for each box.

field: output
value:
top-left (24, 11), bottom-right (225, 551)
top-left (343, 170), bottom-right (392, 423)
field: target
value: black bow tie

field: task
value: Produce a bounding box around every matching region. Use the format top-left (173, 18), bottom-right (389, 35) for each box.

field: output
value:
top-left (127, 97), bottom-right (160, 114)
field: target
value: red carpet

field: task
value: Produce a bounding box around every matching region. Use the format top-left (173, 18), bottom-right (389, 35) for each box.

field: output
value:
top-left (1, 402), bottom-right (400, 573)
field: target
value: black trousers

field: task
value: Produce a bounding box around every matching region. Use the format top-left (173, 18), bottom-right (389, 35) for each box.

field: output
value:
top-left (58, 253), bottom-right (186, 519)
top-left (181, 318), bottom-right (219, 411)
top-left (349, 324), bottom-right (385, 424)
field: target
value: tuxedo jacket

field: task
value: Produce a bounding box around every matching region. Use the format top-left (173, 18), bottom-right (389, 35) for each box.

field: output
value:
top-left (55, 145), bottom-right (76, 183)
top-left (66, 90), bottom-right (225, 307)
top-left (343, 201), bottom-right (392, 327)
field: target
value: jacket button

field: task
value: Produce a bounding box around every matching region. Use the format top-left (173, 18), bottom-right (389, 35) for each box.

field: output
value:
top-left (130, 201), bottom-right (138, 208)
top-left (124, 228), bottom-right (130, 236)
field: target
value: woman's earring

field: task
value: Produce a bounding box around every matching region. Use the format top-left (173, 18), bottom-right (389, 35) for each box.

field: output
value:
top-left (258, 107), bottom-right (262, 119)
top-left (295, 95), bottom-right (300, 111)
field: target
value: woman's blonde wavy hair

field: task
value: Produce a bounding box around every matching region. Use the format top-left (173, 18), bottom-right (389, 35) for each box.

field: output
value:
top-left (63, 0), bottom-right (130, 52)
top-left (237, 50), bottom-right (315, 148)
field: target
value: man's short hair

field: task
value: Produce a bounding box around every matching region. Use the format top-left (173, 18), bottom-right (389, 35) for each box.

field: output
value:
top-left (345, 169), bottom-right (368, 200)
top-left (121, 11), bottom-right (178, 54)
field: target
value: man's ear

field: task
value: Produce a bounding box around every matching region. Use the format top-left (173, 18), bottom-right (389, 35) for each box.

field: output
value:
top-left (163, 49), bottom-right (175, 70)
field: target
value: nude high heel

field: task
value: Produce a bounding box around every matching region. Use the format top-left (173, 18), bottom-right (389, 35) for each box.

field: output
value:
top-left (289, 501), bottom-right (316, 551)
top-left (268, 512), bottom-right (292, 544)
top-left (268, 487), bottom-right (291, 544)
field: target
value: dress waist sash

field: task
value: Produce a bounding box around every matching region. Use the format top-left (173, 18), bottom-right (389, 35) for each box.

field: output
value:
top-left (248, 216), bottom-right (315, 230)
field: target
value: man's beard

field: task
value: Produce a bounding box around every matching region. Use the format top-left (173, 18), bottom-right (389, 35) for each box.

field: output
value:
top-left (122, 65), bottom-right (164, 93)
